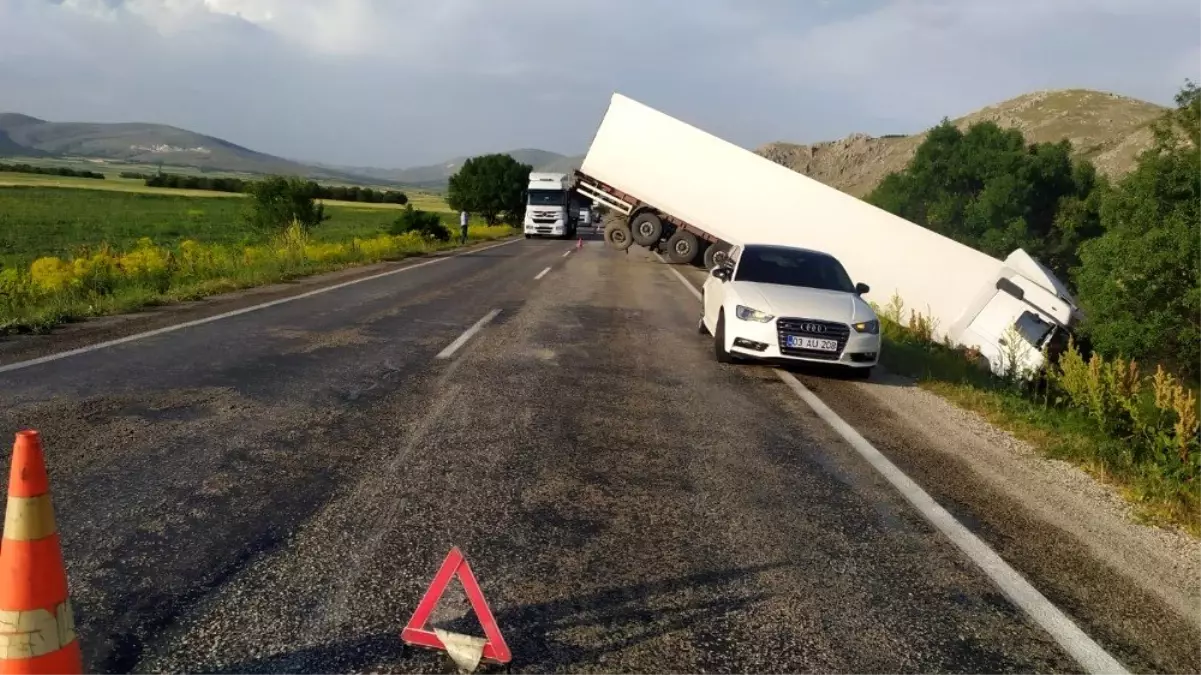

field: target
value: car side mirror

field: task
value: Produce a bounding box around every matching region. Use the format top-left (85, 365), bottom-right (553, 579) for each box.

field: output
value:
top-left (712, 267), bottom-right (731, 282)
top-left (855, 282), bottom-right (870, 295)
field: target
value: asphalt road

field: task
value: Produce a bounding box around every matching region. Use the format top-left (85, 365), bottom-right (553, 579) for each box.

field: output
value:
top-left (0, 236), bottom-right (1190, 673)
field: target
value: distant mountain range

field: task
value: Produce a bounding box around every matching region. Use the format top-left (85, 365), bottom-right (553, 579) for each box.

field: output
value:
top-left (328, 149), bottom-right (585, 190)
top-left (0, 112), bottom-right (581, 189)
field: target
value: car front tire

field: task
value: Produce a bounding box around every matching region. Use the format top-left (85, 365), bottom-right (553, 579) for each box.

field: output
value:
top-left (714, 312), bottom-right (733, 363)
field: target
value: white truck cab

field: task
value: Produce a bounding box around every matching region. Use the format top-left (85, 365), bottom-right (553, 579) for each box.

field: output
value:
top-left (524, 172), bottom-right (577, 239)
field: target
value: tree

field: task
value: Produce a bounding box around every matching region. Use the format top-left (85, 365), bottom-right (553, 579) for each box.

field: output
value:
top-left (389, 204), bottom-right (450, 241)
top-left (446, 153), bottom-right (532, 225)
top-left (1073, 81), bottom-right (1201, 380)
top-left (244, 176), bottom-right (329, 234)
top-left (866, 120), bottom-right (1103, 278)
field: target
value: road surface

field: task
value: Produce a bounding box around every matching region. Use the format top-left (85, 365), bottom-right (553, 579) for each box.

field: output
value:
top-left (0, 236), bottom-right (1195, 673)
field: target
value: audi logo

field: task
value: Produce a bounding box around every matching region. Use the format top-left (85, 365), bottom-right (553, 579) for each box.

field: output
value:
top-left (799, 323), bottom-right (826, 333)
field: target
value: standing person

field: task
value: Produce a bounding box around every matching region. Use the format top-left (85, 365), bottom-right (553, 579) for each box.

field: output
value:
top-left (459, 210), bottom-right (470, 244)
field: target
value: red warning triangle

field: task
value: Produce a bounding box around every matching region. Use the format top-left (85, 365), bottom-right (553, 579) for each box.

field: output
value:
top-left (401, 546), bottom-right (512, 664)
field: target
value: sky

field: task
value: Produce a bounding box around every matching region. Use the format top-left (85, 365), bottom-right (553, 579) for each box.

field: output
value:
top-left (0, 0), bottom-right (1197, 168)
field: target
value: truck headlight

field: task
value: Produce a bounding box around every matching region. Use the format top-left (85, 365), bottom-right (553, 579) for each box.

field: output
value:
top-left (735, 305), bottom-right (774, 323)
top-left (853, 319), bottom-right (880, 334)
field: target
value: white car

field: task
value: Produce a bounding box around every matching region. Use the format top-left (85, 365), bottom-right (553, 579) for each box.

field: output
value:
top-left (699, 244), bottom-right (881, 377)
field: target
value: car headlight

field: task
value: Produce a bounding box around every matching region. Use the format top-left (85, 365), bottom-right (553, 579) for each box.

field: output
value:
top-left (735, 305), bottom-right (774, 323)
top-left (852, 319), bottom-right (880, 334)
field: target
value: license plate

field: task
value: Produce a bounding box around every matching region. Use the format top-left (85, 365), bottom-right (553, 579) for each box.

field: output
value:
top-left (786, 335), bottom-right (839, 352)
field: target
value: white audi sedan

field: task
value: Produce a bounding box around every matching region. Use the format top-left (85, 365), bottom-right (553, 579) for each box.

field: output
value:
top-left (699, 243), bottom-right (881, 377)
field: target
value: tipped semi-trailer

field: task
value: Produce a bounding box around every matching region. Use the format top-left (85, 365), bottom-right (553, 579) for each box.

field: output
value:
top-left (573, 93), bottom-right (1084, 377)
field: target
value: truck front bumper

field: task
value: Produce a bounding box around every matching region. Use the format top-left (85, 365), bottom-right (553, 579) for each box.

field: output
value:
top-left (524, 222), bottom-right (566, 236)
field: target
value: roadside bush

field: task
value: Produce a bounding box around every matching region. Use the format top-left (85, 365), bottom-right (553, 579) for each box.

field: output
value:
top-left (389, 205), bottom-right (450, 241)
top-left (1049, 341), bottom-right (1199, 483)
top-left (244, 176), bottom-right (329, 235)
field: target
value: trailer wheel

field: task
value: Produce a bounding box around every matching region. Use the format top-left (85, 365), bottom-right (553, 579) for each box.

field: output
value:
top-left (665, 230), bottom-right (699, 264)
top-left (630, 213), bottom-right (663, 246)
top-left (703, 242), bottom-right (730, 270)
top-left (604, 221), bottom-right (633, 251)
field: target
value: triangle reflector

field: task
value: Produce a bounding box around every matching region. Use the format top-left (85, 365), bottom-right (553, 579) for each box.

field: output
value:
top-left (401, 546), bottom-right (512, 664)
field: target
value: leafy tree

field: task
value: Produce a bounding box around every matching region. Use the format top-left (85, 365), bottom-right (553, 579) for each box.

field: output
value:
top-left (867, 120), bottom-right (1102, 278)
top-left (389, 204), bottom-right (449, 241)
top-left (446, 153), bottom-right (532, 225)
top-left (1073, 81), bottom-right (1200, 380)
top-left (244, 175), bottom-right (329, 234)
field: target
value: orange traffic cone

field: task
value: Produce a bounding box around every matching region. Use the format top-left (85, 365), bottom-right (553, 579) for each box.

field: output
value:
top-left (576, 236), bottom-right (583, 250)
top-left (0, 430), bottom-right (81, 674)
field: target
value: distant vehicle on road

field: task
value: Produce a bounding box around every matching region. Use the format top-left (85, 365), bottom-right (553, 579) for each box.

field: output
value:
top-left (523, 172), bottom-right (577, 239)
top-left (700, 244), bottom-right (880, 377)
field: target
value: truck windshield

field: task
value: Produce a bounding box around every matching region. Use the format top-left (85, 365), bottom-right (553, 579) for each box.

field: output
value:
top-left (734, 246), bottom-right (856, 293)
top-left (528, 189), bottom-right (565, 206)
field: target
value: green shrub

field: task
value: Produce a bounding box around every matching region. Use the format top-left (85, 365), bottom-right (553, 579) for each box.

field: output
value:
top-left (389, 205), bottom-right (450, 241)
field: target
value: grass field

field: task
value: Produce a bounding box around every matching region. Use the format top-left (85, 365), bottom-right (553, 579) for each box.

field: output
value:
top-left (0, 179), bottom-right (512, 335)
top-left (0, 184), bottom-right (461, 269)
top-left (0, 172), bottom-right (448, 206)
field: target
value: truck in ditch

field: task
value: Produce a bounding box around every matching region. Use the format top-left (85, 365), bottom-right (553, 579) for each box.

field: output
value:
top-left (573, 93), bottom-right (1083, 377)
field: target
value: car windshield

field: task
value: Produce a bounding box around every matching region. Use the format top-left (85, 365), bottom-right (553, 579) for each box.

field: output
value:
top-left (528, 189), bottom-right (565, 206)
top-left (733, 247), bottom-right (856, 292)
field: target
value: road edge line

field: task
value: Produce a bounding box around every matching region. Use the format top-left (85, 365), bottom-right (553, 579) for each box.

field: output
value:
top-left (775, 370), bottom-right (1126, 674)
top-left (658, 253), bottom-right (1128, 675)
top-left (0, 238), bottom-right (524, 375)
top-left (435, 309), bottom-right (502, 360)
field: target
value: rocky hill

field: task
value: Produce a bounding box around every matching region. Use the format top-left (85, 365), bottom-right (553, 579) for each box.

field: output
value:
top-left (757, 89), bottom-right (1167, 197)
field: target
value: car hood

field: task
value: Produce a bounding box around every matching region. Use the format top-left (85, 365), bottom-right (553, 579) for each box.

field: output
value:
top-left (732, 282), bottom-right (875, 323)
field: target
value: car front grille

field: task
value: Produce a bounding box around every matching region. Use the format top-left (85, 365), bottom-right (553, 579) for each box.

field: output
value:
top-left (776, 317), bottom-right (851, 360)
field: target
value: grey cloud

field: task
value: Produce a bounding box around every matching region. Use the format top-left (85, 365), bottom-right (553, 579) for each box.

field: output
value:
top-left (0, 0), bottom-right (1197, 167)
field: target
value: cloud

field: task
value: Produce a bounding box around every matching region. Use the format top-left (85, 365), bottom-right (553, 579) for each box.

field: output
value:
top-left (1, 0), bottom-right (1197, 166)
top-left (754, 0), bottom-right (1200, 126)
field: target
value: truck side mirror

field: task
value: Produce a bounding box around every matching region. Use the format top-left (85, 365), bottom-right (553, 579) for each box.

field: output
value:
top-left (712, 267), bottom-right (731, 282)
top-left (855, 282), bottom-right (870, 295)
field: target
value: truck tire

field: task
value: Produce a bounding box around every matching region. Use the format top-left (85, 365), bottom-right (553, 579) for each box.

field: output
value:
top-left (630, 212), bottom-right (663, 246)
top-left (604, 221), bottom-right (633, 251)
top-left (703, 242), bottom-right (730, 270)
top-left (665, 230), bottom-right (699, 264)
top-left (714, 312), bottom-right (733, 363)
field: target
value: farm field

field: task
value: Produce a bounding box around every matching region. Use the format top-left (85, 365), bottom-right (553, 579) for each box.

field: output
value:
top-left (0, 184), bottom-right (456, 268)
top-left (0, 178), bottom-right (510, 335)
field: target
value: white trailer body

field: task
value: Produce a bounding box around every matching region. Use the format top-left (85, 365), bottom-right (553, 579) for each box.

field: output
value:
top-left (577, 93), bottom-right (1083, 375)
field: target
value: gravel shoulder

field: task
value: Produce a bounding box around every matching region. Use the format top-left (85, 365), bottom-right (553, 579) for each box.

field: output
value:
top-left (676, 263), bottom-right (1201, 673)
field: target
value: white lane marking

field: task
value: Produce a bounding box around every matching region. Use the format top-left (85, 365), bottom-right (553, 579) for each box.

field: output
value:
top-left (534, 267), bottom-right (552, 281)
top-left (0, 238), bottom-right (525, 375)
top-left (660, 257), bottom-right (1128, 675)
top-left (435, 309), bottom-right (501, 360)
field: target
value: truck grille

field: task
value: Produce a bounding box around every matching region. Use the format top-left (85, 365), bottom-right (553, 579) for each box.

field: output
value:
top-left (776, 317), bottom-right (850, 360)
